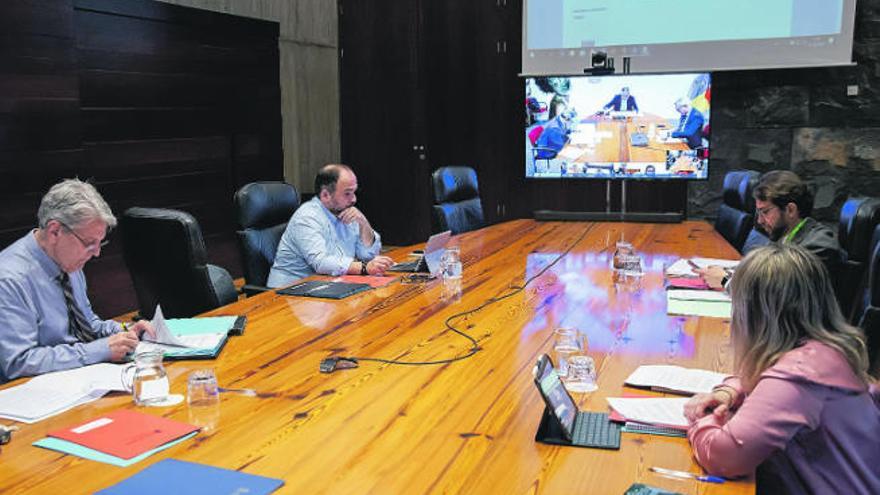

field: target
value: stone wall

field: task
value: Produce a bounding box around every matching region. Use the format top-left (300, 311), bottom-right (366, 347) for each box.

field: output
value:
top-left (689, 1), bottom-right (880, 222)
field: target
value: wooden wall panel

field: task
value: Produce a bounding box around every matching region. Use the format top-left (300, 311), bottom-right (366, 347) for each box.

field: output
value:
top-left (0, 0), bottom-right (282, 318)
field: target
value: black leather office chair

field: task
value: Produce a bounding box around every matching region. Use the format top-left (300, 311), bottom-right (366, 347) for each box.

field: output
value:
top-left (120, 207), bottom-right (238, 319)
top-left (857, 224), bottom-right (880, 377)
top-left (839, 197), bottom-right (880, 322)
top-left (714, 170), bottom-right (760, 253)
top-left (234, 182), bottom-right (300, 295)
top-left (431, 166), bottom-right (484, 235)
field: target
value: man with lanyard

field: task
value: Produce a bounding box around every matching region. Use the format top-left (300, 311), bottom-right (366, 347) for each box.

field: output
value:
top-left (699, 170), bottom-right (843, 290)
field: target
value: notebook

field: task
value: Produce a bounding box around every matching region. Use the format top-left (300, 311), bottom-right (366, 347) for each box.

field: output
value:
top-left (48, 409), bottom-right (200, 459)
top-left (96, 459), bottom-right (284, 495)
top-left (276, 280), bottom-right (371, 299)
top-left (137, 305), bottom-right (234, 360)
top-left (624, 365), bottom-right (728, 395)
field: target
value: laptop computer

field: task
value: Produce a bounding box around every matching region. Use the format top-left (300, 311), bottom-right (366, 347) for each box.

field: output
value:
top-left (388, 230), bottom-right (451, 277)
top-left (532, 354), bottom-right (621, 449)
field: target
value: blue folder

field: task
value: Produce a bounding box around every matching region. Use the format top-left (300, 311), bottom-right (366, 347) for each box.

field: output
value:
top-left (96, 458), bottom-right (283, 495)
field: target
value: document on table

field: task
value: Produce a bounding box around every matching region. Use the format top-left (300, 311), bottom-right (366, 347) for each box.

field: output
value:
top-left (138, 305), bottom-right (227, 353)
top-left (625, 365), bottom-right (729, 395)
top-left (667, 289), bottom-right (732, 318)
top-left (665, 257), bottom-right (739, 278)
top-left (0, 363), bottom-right (133, 423)
top-left (606, 397), bottom-right (690, 429)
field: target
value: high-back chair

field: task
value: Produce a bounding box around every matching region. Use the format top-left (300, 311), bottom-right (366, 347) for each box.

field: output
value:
top-left (714, 170), bottom-right (760, 252)
top-left (838, 197), bottom-right (880, 322)
top-left (857, 224), bottom-right (880, 377)
top-left (120, 207), bottom-right (238, 319)
top-left (234, 182), bottom-right (300, 295)
top-left (431, 166), bottom-right (484, 235)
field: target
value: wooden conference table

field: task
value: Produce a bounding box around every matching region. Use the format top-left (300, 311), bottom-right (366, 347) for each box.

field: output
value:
top-left (558, 114), bottom-right (691, 169)
top-left (0, 220), bottom-right (754, 494)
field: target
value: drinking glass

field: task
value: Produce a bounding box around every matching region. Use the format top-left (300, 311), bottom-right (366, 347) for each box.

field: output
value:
top-left (612, 241), bottom-right (635, 271)
top-left (553, 328), bottom-right (582, 377)
top-left (440, 246), bottom-right (462, 281)
top-left (564, 355), bottom-right (598, 393)
top-left (187, 369), bottom-right (220, 407)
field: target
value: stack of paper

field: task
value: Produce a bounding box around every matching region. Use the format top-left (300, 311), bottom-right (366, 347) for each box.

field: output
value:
top-left (0, 363), bottom-right (132, 423)
top-left (606, 397), bottom-right (690, 430)
top-left (136, 305), bottom-right (233, 358)
top-left (665, 257), bottom-right (739, 278)
top-left (34, 410), bottom-right (200, 467)
top-left (625, 365), bottom-right (728, 395)
top-left (667, 289), bottom-right (732, 318)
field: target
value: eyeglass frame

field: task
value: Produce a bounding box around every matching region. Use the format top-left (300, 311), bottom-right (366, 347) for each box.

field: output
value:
top-left (55, 219), bottom-right (110, 251)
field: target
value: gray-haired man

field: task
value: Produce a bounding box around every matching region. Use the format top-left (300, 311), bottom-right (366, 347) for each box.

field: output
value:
top-left (0, 179), bottom-right (155, 382)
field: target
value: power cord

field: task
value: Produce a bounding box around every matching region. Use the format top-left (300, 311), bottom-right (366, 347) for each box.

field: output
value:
top-left (323, 223), bottom-right (596, 371)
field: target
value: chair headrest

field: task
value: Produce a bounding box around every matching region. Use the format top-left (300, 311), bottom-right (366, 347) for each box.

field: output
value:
top-left (722, 170), bottom-right (759, 212)
top-left (234, 182), bottom-right (300, 230)
top-left (432, 166), bottom-right (479, 204)
top-left (838, 197), bottom-right (880, 262)
top-left (121, 207), bottom-right (208, 264)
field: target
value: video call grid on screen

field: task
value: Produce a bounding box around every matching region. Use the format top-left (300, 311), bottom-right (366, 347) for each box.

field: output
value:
top-left (524, 72), bottom-right (711, 181)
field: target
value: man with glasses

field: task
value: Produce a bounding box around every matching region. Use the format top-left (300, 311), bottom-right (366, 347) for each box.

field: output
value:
top-left (699, 170), bottom-right (843, 289)
top-left (0, 179), bottom-right (155, 382)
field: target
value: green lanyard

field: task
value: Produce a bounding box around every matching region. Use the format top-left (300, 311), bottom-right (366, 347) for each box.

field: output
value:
top-left (784, 219), bottom-right (807, 244)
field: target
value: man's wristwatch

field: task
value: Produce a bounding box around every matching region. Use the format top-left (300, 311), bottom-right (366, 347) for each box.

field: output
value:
top-left (360, 261), bottom-right (368, 276)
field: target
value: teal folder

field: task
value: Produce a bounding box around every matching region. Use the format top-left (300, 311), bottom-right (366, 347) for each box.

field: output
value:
top-left (33, 433), bottom-right (197, 467)
top-left (160, 316), bottom-right (237, 360)
top-left (95, 458), bottom-right (284, 494)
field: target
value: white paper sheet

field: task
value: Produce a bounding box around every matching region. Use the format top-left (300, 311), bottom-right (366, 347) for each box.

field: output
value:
top-left (625, 365), bottom-right (729, 395)
top-left (667, 291), bottom-right (732, 318)
top-left (607, 397), bottom-right (690, 429)
top-left (665, 257), bottom-right (739, 278)
top-left (0, 363), bottom-right (132, 423)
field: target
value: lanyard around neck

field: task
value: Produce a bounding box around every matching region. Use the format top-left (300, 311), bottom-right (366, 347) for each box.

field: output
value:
top-left (784, 218), bottom-right (807, 243)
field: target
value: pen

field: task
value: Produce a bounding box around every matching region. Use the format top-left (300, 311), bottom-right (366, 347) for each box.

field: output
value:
top-left (650, 466), bottom-right (725, 484)
top-left (686, 259), bottom-right (701, 271)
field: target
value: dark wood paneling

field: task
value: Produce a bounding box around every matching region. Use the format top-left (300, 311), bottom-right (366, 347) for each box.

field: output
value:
top-left (1, 0), bottom-right (281, 318)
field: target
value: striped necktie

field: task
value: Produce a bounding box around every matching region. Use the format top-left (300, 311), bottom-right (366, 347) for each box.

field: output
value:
top-left (57, 272), bottom-right (97, 343)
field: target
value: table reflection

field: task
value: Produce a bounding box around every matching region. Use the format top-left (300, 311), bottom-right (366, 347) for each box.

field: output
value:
top-left (523, 250), bottom-right (695, 358)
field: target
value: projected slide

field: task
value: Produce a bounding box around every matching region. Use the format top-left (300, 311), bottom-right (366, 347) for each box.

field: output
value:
top-left (523, 0), bottom-right (855, 74)
top-left (529, 0), bottom-right (843, 50)
top-left (525, 72), bottom-right (710, 180)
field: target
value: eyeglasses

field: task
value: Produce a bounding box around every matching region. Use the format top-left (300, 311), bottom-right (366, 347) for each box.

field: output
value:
top-left (57, 220), bottom-right (109, 252)
top-left (756, 205), bottom-right (779, 219)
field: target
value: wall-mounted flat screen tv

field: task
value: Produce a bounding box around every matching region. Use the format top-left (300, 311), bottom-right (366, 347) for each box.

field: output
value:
top-left (525, 72), bottom-right (711, 180)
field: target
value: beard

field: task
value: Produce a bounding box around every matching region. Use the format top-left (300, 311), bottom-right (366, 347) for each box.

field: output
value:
top-left (765, 221), bottom-right (789, 242)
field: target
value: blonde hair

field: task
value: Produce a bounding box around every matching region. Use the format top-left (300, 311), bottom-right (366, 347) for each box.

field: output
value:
top-left (729, 244), bottom-right (870, 389)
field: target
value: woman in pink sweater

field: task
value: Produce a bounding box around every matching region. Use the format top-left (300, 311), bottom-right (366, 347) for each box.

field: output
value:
top-left (684, 244), bottom-right (880, 494)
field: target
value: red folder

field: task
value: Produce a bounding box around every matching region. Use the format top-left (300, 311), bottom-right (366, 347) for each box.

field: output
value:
top-left (48, 409), bottom-right (199, 459)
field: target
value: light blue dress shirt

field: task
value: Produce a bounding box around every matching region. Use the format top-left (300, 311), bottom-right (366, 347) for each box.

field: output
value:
top-left (267, 197), bottom-right (382, 288)
top-left (0, 232), bottom-right (120, 382)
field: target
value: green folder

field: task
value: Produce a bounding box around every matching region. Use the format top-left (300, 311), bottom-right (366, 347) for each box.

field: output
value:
top-left (33, 432), bottom-right (197, 467)
top-left (156, 316), bottom-right (237, 360)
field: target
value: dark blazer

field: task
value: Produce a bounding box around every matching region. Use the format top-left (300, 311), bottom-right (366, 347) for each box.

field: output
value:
top-left (671, 108), bottom-right (705, 149)
top-left (603, 94), bottom-right (639, 112)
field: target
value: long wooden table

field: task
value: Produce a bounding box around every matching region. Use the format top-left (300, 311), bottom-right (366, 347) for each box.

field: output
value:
top-left (0, 220), bottom-right (754, 494)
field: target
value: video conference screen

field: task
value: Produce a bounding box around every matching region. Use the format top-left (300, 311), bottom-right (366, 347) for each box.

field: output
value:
top-left (525, 72), bottom-right (711, 180)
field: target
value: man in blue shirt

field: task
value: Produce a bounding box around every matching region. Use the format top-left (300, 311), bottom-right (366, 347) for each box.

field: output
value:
top-left (0, 179), bottom-right (155, 382)
top-left (267, 164), bottom-right (393, 288)
top-left (602, 86), bottom-right (639, 113)
top-left (670, 97), bottom-right (705, 149)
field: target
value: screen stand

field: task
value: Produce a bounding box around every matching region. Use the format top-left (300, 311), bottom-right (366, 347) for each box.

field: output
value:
top-left (534, 179), bottom-right (683, 223)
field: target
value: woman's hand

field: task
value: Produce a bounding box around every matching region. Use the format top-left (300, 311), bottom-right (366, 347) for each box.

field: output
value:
top-left (684, 387), bottom-right (735, 424)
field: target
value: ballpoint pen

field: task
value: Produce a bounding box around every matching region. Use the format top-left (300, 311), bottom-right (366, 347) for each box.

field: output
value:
top-left (650, 466), bottom-right (725, 484)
